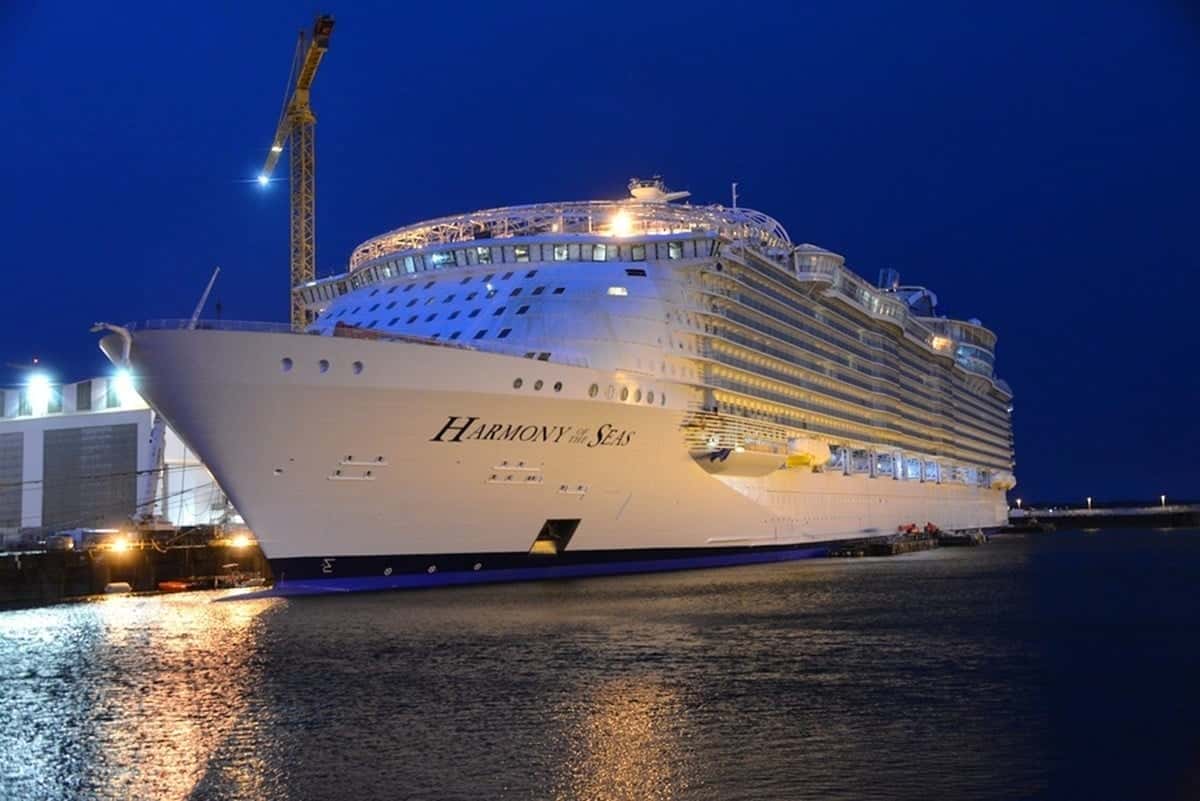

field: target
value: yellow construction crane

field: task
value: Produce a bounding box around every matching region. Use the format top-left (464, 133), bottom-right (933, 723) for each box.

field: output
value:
top-left (259, 14), bottom-right (334, 330)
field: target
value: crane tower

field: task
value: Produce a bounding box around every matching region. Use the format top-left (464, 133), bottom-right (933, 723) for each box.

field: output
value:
top-left (259, 14), bottom-right (334, 331)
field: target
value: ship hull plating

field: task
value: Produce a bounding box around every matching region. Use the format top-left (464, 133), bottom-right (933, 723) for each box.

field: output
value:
top-left (108, 329), bottom-right (1008, 595)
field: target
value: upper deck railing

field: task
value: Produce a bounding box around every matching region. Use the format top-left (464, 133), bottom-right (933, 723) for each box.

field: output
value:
top-left (129, 319), bottom-right (297, 334)
top-left (349, 200), bottom-right (792, 269)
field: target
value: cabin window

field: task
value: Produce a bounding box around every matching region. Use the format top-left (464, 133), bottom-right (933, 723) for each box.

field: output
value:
top-left (516, 305), bottom-right (530, 315)
top-left (475, 247), bottom-right (492, 264)
top-left (668, 241), bottom-right (683, 260)
top-left (554, 244), bottom-right (568, 261)
top-left (514, 246), bottom-right (530, 263)
top-left (474, 330), bottom-right (488, 339)
top-left (631, 244), bottom-right (646, 261)
top-left (592, 244), bottom-right (608, 261)
top-left (498, 328), bottom-right (512, 339)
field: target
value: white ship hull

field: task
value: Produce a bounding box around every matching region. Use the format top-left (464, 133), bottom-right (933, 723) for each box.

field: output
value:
top-left (105, 328), bottom-right (1007, 594)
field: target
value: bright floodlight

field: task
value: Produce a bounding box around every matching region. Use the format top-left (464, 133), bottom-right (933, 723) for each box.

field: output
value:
top-left (27, 372), bottom-right (51, 416)
top-left (114, 369), bottom-right (140, 407)
top-left (270, 145), bottom-right (283, 153)
top-left (610, 209), bottom-right (634, 237)
top-left (257, 174), bottom-right (270, 186)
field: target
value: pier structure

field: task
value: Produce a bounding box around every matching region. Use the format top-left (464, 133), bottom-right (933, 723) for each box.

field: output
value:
top-left (1009, 504), bottom-right (1200, 529)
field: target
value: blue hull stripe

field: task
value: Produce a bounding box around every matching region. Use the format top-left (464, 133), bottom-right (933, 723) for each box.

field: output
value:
top-left (234, 544), bottom-right (830, 598)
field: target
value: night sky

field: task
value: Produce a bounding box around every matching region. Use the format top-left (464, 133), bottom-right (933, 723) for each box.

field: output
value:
top-left (3, 2), bottom-right (1197, 503)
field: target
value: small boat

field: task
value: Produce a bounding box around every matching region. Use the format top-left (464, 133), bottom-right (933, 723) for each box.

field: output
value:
top-left (103, 582), bottom-right (133, 594)
top-left (157, 580), bottom-right (198, 592)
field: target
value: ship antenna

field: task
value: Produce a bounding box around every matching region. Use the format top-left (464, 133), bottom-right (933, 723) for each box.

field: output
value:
top-left (731, 181), bottom-right (739, 209)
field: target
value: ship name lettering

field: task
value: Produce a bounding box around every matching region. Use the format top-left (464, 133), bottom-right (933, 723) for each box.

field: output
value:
top-left (431, 416), bottom-right (632, 448)
top-left (588, 424), bottom-right (635, 448)
top-left (430, 415), bottom-right (481, 443)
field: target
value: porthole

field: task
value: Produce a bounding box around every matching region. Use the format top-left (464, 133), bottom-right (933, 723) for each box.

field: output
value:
top-left (620, 387), bottom-right (629, 401)
top-left (635, 389), bottom-right (642, 403)
top-left (553, 381), bottom-right (563, 392)
top-left (588, 383), bottom-right (599, 398)
top-left (318, 359), bottom-right (330, 373)
top-left (647, 391), bottom-right (654, 404)
top-left (281, 357), bottom-right (293, 372)
top-left (352, 360), bottom-right (364, 375)
top-left (513, 378), bottom-right (523, 389)
top-left (534, 379), bottom-right (544, 391)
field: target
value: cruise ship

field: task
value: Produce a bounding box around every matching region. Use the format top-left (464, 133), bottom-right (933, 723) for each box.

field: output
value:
top-left (98, 179), bottom-right (1015, 594)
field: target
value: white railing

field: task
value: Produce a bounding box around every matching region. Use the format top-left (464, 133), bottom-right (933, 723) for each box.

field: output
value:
top-left (130, 319), bottom-right (298, 333)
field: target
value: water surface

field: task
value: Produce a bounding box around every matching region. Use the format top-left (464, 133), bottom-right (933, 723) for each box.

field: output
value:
top-left (2, 529), bottom-right (1199, 800)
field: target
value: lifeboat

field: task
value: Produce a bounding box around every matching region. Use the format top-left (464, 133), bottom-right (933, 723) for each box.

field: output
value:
top-left (990, 471), bottom-right (1017, 490)
top-left (690, 445), bottom-right (785, 477)
top-left (785, 437), bottom-right (831, 469)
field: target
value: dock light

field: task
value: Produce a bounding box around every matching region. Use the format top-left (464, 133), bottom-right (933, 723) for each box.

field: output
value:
top-left (257, 174), bottom-right (270, 187)
top-left (1087, 496), bottom-right (1092, 510)
top-left (1161, 494), bottom-right (1167, 507)
top-left (113, 368), bottom-right (140, 407)
top-left (27, 372), bottom-right (51, 417)
top-left (1016, 498), bottom-right (1022, 509)
top-left (610, 209), bottom-right (634, 238)
top-left (231, 534), bottom-right (252, 549)
top-left (110, 536), bottom-right (130, 553)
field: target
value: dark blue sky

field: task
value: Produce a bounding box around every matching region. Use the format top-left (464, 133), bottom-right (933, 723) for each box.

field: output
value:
top-left (3, 1), bottom-right (1197, 502)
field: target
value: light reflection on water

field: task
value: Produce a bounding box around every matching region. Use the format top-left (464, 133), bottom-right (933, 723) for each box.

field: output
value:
top-left (2, 530), bottom-right (1200, 800)
top-left (0, 592), bottom-right (280, 801)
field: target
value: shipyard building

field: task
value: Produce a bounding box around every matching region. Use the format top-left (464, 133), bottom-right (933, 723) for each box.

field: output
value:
top-left (0, 372), bottom-right (229, 546)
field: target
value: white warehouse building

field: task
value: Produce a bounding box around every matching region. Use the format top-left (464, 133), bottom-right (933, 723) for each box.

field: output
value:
top-left (0, 372), bottom-right (230, 543)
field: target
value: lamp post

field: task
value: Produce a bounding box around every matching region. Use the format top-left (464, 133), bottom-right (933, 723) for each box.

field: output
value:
top-left (1016, 498), bottom-right (1022, 510)
top-left (1087, 496), bottom-right (1092, 511)
top-left (1161, 494), bottom-right (1166, 508)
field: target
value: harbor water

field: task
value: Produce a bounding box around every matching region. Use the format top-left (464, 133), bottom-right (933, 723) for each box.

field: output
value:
top-left (2, 528), bottom-right (1199, 801)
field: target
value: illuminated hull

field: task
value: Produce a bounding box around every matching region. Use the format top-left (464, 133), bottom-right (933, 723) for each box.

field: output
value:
top-left (104, 328), bottom-right (1008, 595)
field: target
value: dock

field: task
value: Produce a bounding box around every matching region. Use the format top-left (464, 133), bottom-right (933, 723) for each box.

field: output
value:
top-left (1008, 503), bottom-right (1200, 531)
top-left (0, 529), bottom-right (269, 607)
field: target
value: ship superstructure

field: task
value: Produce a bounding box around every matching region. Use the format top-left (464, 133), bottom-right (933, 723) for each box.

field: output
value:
top-left (101, 178), bottom-right (1014, 594)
